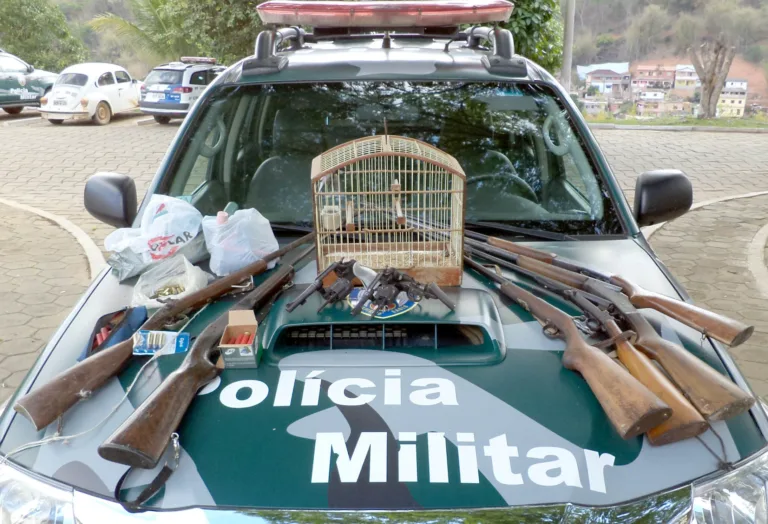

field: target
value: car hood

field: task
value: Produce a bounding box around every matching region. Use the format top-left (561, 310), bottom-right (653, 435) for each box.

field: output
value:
top-left (30, 69), bottom-right (57, 80)
top-left (0, 238), bottom-right (764, 512)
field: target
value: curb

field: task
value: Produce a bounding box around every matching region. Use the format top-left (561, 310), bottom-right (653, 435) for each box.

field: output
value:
top-left (590, 123), bottom-right (768, 134)
top-left (748, 222), bottom-right (768, 300)
top-left (0, 196), bottom-right (105, 279)
top-left (3, 116), bottom-right (42, 127)
top-left (644, 190), bottom-right (768, 239)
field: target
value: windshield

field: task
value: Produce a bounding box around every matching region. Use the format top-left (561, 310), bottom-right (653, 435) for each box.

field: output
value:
top-left (56, 73), bottom-right (88, 87)
top-left (162, 82), bottom-right (623, 236)
top-left (145, 69), bottom-right (183, 85)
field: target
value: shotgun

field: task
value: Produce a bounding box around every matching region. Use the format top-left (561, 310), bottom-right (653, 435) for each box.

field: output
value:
top-left (565, 291), bottom-right (709, 445)
top-left (14, 232), bottom-right (316, 431)
top-left (505, 253), bottom-right (755, 421)
top-left (98, 253), bottom-right (306, 469)
top-left (464, 257), bottom-right (672, 440)
top-left (468, 246), bottom-right (707, 445)
top-left (483, 235), bottom-right (753, 347)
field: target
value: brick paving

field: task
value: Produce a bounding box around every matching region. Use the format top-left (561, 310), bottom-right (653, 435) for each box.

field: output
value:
top-left (1, 121), bottom-right (768, 400)
top-left (0, 203), bottom-right (89, 403)
top-left (649, 195), bottom-right (768, 400)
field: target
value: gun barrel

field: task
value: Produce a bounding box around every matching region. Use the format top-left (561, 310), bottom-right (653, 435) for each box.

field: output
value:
top-left (426, 282), bottom-right (456, 310)
top-left (486, 235), bottom-right (753, 347)
top-left (14, 233), bottom-right (315, 431)
top-left (99, 264), bottom-right (297, 469)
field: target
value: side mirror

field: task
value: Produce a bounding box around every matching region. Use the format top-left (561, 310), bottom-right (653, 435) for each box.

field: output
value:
top-left (27, 65), bottom-right (34, 73)
top-left (634, 169), bottom-right (692, 227)
top-left (84, 172), bottom-right (137, 228)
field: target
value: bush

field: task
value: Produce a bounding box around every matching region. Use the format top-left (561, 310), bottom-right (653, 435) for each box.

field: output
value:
top-left (745, 45), bottom-right (765, 64)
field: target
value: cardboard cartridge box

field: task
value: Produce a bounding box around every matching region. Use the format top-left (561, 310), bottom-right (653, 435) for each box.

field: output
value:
top-left (217, 310), bottom-right (259, 369)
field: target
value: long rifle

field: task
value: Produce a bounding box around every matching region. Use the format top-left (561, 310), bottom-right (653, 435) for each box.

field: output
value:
top-left (469, 247), bottom-right (708, 445)
top-left (482, 234), bottom-right (753, 347)
top-left (98, 248), bottom-right (311, 469)
top-left (14, 232), bottom-right (316, 431)
top-left (471, 243), bottom-right (755, 421)
top-left (464, 257), bottom-right (671, 439)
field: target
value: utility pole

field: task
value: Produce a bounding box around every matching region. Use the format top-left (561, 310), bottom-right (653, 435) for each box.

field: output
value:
top-left (560, 0), bottom-right (575, 93)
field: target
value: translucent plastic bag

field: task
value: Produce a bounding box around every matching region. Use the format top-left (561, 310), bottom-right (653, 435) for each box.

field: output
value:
top-left (105, 195), bottom-right (203, 264)
top-left (202, 208), bottom-right (279, 276)
top-left (131, 256), bottom-right (211, 309)
top-left (105, 195), bottom-right (207, 281)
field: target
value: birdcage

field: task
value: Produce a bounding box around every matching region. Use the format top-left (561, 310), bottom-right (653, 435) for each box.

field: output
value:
top-left (311, 135), bottom-right (465, 286)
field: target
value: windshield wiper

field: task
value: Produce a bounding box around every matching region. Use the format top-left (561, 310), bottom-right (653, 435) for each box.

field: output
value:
top-left (271, 223), bottom-right (313, 234)
top-left (464, 220), bottom-right (577, 242)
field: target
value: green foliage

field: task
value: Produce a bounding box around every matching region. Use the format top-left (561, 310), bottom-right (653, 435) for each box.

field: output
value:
top-left (674, 0), bottom-right (767, 50)
top-left (744, 44), bottom-right (765, 64)
top-left (161, 0), bottom-right (264, 65)
top-left (573, 32), bottom-right (599, 66)
top-left (626, 5), bottom-right (670, 60)
top-left (0, 0), bottom-right (88, 72)
top-left (586, 85), bottom-right (600, 96)
top-left (89, 0), bottom-right (198, 62)
top-left (502, 0), bottom-right (563, 73)
top-left (595, 34), bottom-right (617, 48)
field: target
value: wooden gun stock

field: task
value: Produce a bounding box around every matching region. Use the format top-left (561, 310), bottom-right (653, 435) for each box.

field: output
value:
top-left (487, 236), bottom-right (753, 347)
top-left (515, 256), bottom-right (755, 421)
top-left (99, 264), bottom-right (296, 469)
top-left (610, 275), bottom-right (753, 347)
top-left (604, 319), bottom-right (708, 445)
top-left (494, 280), bottom-right (671, 439)
top-left (626, 310), bottom-right (755, 421)
top-left (14, 232), bottom-right (315, 431)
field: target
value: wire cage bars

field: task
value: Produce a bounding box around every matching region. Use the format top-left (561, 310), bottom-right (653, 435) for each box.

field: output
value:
top-left (311, 135), bottom-right (466, 286)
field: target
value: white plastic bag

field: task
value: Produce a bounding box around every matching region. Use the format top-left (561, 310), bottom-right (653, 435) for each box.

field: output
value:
top-left (131, 256), bottom-right (211, 309)
top-left (202, 208), bottom-right (279, 276)
top-left (107, 234), bottom-right (209, 282)
top-left (105, 195), bottom-right (203, 264)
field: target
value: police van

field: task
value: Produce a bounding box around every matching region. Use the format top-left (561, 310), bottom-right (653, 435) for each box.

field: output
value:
top-left (139, 57), bottom-right (224, 124)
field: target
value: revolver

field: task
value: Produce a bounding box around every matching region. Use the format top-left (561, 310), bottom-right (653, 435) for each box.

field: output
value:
top-left (285, 259), bottom-right (360, 313)
top-left (351, 267), bottom-right (456, 316)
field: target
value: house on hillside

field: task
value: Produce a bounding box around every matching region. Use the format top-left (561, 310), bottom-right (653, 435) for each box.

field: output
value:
top-left (632, 64), bottom-right (676, 91)
top-left (673, 65), bottom-right (700, 97)
top-left (585, 69), bottom-right (630, 96)
top-left (636, 90), bottom-right (666, 117)
top-left (717, 79), bottom-right (748, 117)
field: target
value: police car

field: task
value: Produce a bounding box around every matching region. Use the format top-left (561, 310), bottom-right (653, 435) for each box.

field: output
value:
top-left (0, 49), bottom-right (57, 114)
top-left (139, 57), bottom-right (224, 124)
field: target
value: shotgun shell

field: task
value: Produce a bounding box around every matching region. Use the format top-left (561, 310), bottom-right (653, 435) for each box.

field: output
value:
top-left (247, 333), bottom-right (255, 344)
top-left (100, 327), bottom-right (110, 340)
top-left (96, 332), bottom-right (104, 346)
top-left (236, 333), bottom-right (247, 345)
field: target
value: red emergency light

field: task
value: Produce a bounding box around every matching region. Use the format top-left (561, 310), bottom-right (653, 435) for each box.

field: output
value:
top-left (256, 0), bottom-right (514, 28)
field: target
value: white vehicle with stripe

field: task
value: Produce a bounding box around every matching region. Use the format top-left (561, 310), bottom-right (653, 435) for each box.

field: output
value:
top-left (39, 63), bottom-right (140, 125)
top-left (140, 57), bottom-right (225, 124)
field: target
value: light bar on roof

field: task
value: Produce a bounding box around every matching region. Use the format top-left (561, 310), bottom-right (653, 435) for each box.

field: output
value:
top-left (180, 56), bottom-right (217, 64)
top-left (256, 0), bottom-right (514, 28)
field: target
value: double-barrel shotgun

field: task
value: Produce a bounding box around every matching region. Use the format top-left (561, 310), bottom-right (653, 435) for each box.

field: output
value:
top-left (464, 257), bottom-right (672, 440)
top-left (14, 232), bottom-right (316, 431)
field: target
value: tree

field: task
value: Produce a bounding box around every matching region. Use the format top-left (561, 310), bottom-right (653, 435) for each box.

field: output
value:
top-left (625, 5), bottom-right (670, 60)
top-left (502, 0), bottom-right (564, 73)
top-left (675, 0), bottom-right (767, 118)
top-left (89, 0), bottom-right (198, 62)
top-left (573, 32), bottom-right (599, 66)
top-left (0, 0), bottom-right (88, 72)
top-left (161, 0), bottom-right (264, 65)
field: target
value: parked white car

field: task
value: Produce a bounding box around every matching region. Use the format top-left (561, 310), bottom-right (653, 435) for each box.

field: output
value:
top-left (39, 63), bottom-right (140, 125)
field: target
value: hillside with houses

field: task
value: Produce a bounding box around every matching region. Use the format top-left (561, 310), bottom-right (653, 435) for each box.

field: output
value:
top-left (575, 59), bottom-right (757, 119)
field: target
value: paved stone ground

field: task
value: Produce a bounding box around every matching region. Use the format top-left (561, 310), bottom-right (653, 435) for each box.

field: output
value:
top-left (0, 203), bottom-right (89, 403)
top-left (649, 195), bottom-right (768, 399)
